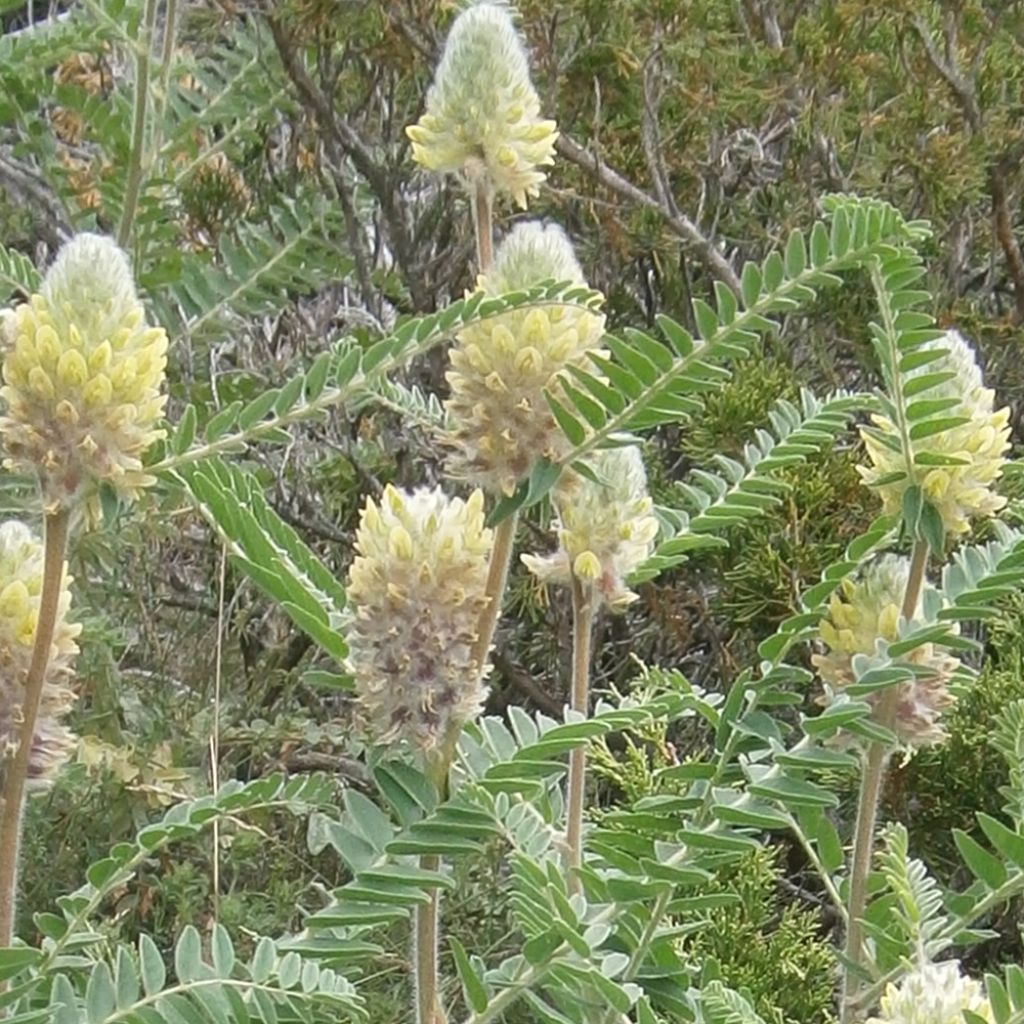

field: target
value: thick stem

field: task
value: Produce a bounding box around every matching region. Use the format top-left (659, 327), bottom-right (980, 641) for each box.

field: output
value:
top-left (415, 755), bottom-right (449, 1024)
top-left (0, 508), bottom-right (71, 946)
top-left (470, 515), bottom-right (517, 673)
top-left (415, 853), bottom-right (445, 1024)
top-left (839, 539), bottom-right (929, 1022)
top-left (117, 0), bottom-right (158, 248)
top-left (566, 578), bottom-right (595, 887)
top-left (472, 179), bottom-right (494, 273)
top-left (839, 742), bottom-right (888, 1023)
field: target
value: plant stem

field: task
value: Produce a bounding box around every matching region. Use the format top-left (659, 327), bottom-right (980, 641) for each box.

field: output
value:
top-left (150, 0), bottom-right (179, 155)
top-left (460, 962), bottom-right (551, 1024)
top-left (900, 540), bottom-right (929, 621)
top-left (470, 515), bottom-right (517, 673)
top-left (415, 753), bottom-right (451, 1024)
top-left (472, 179), bottom-right (494, 273)
top-left (839, 539), bottom-right (929, 1023)
top-left (0, 508), bottom-right (71, 946)
top-left (415, 851), bottom-right (445, 1024)
top-left (118, 0), bottom-right (158, 248)
top-left (566, 577), bottom-right (595, 888)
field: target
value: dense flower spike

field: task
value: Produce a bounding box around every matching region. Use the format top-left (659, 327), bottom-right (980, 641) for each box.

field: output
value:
top-left (346, 486), bottom-right (493, 750)
top-left (405, 1), bottom-right (557, 208)
top-left (522, 446), bottom-right (658, 609)
top-left (859, 330), bottom-right (1010, 536)
top-left (0, 234), bottom-right (169, 521)
top-left (0, 521), bottom-right (79, 789)
top-left (813, 555), bottom-right (958, 747)
top-left (866, 960), bottom-right (993, 1024)
top-left (446, 222), bottom-right (606, 494)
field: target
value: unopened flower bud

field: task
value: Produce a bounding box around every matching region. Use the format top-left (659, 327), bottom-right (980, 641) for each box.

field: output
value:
top-left (0, 521), bottom-right (80, 789)
top-left (522, 446), bottom-right (658, 609)
top-left (859, 330), bottom-right (1010, 537)
top-left (446, 222), bottom-right (606, 494)
top-left (346, 486), bottom-right (493, 750)
top-left (1, 234), bottom-right (169, 522)
top-left (406, 2), bottom-right (557, 208)
top-left (813, 555), bottom-right (958, 747)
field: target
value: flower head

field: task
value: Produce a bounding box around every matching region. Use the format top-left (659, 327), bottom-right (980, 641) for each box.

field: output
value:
top-left (1, 234), bottom-right (169, 521)
top-left (522, 446), bottom-right (658, 609)
top-left (0, 521), bottom-right (80, 788)
top-left (446, 222), bottom-right (606, 494)
top-left (813, 555), bottom-right (958, 747)
top-left (346, 485), bottom-right (493, 750)
top-left (859, 330), bottom-right (1010, 536)
top-left (866, 960), bottom-right (992, 1024)
top-left (405, 1), bottom-right (557, 208)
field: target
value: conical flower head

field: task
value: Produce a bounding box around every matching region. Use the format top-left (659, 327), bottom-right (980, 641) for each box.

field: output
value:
top-left (866, 960), bottom-right (993, 1024)
top-left (446, 222), bottom-right (606, 494)
top-left (859, 330), bottom-right (1010, 536)
top-left (346, 485), bottom-right (493, 750)
top-left (813, 555), bottom-right (958, 747)
top-left (0, 521), bottom-right (80, 789)
top-left (522, 446), bottom-right (658, 609)
top-left (405, 1), bottom-right (557, 208)
top-left (1, 234), bottom-right (169, 521)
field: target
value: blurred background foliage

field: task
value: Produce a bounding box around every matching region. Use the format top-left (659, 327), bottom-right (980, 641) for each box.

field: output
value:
top-left (3, 0), bottom-right (1024, 1019)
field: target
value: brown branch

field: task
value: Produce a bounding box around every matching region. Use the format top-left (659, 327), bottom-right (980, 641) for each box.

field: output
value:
top-left (556, 133), bottom-right (742, 294)
top-left (991, 167), bottom-right (1024, 322)
top-left (912, 15), bottom-right (1024, 322)
top-left (0, 151), bottom-right (71, 250)
top-left (268, 17), bottom-right (429, 310)
top-left (489, 648), bottom-right (563, 717)
top-left (911, 15), bottom-right (980, 131)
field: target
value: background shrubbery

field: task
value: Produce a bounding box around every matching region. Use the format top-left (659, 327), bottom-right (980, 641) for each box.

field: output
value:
top-left (3, 1), bottom-right (1024, 1021)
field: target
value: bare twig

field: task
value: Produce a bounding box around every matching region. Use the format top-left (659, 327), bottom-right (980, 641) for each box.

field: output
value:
top-left (268, 17), bottom-right (430, 310)
top-left (556, 134), bottom-right (742, 294)
top-left (640, 49), bottom-right (676, 215)
top-left (489, 649), bottom-right (562, 717)
top-left (0, 152), bottom-right (71, 249)
top-left (912, 13), bottom-right (1024, 322)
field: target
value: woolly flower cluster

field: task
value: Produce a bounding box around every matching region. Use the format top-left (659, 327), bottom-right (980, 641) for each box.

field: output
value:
top-left (446, 222), bottom-right (606, 495)
top-left (813, 555), bottom-right (958, 747)
top-left (866, 960), bottom-right (993, 1024)
top-left (0, 521), bottom-right (80, 788)
top-left (346, 486), bottom-right (493, 751)
top-left (522, 446), bottom-right (658, 609)
top-left (0, 234), bottom-right (168, 521)
top-left (859, 330), bottom-right (1009, 536)
top-left (406, 2), bottom-right (557, 208)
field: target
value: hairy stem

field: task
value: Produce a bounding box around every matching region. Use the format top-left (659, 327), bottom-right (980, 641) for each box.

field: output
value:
top-left (470, 515), bottom-right (517, 673)
top-left (117, 0), bottom-right (158, 248)
top-left (415, 852), bottom-right (445, 1024)
top-left (472, 179), bottom-right (494, 273)
top-left (566, 578), bottom-right (595, 887)
top-left (839, 539), bottom-right (928, 1023)
top-left (0, 508), bottom-right (71, 946)
top-left (415, 755), bottom-right (450, 1024)
top-left (151, 0), bottom-right (180, 155)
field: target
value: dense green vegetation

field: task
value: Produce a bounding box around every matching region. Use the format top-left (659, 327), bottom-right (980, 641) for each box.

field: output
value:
top-left (2, 1), bottom-right (1024, 1022)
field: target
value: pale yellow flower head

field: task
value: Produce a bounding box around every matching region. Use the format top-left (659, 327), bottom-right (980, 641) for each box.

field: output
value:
top-left (866, 960), bottom-right (992, 1024)
top-left (405, 1), bottom-right (558, 208)
top-left (0, 520), bottom-right (80, 788)
top-left (0, 234), bottom-right (169, 522)
top-left (813, 555), bottom-right (958, 747)
top-left (346, 485), bottom-right (493, 750)
top-left (522, 446), bottom-right (658, 610)
top-left (859, 330), bottom-right (1010, 536)
top-left (446, 222), bottom-right (606, 494)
